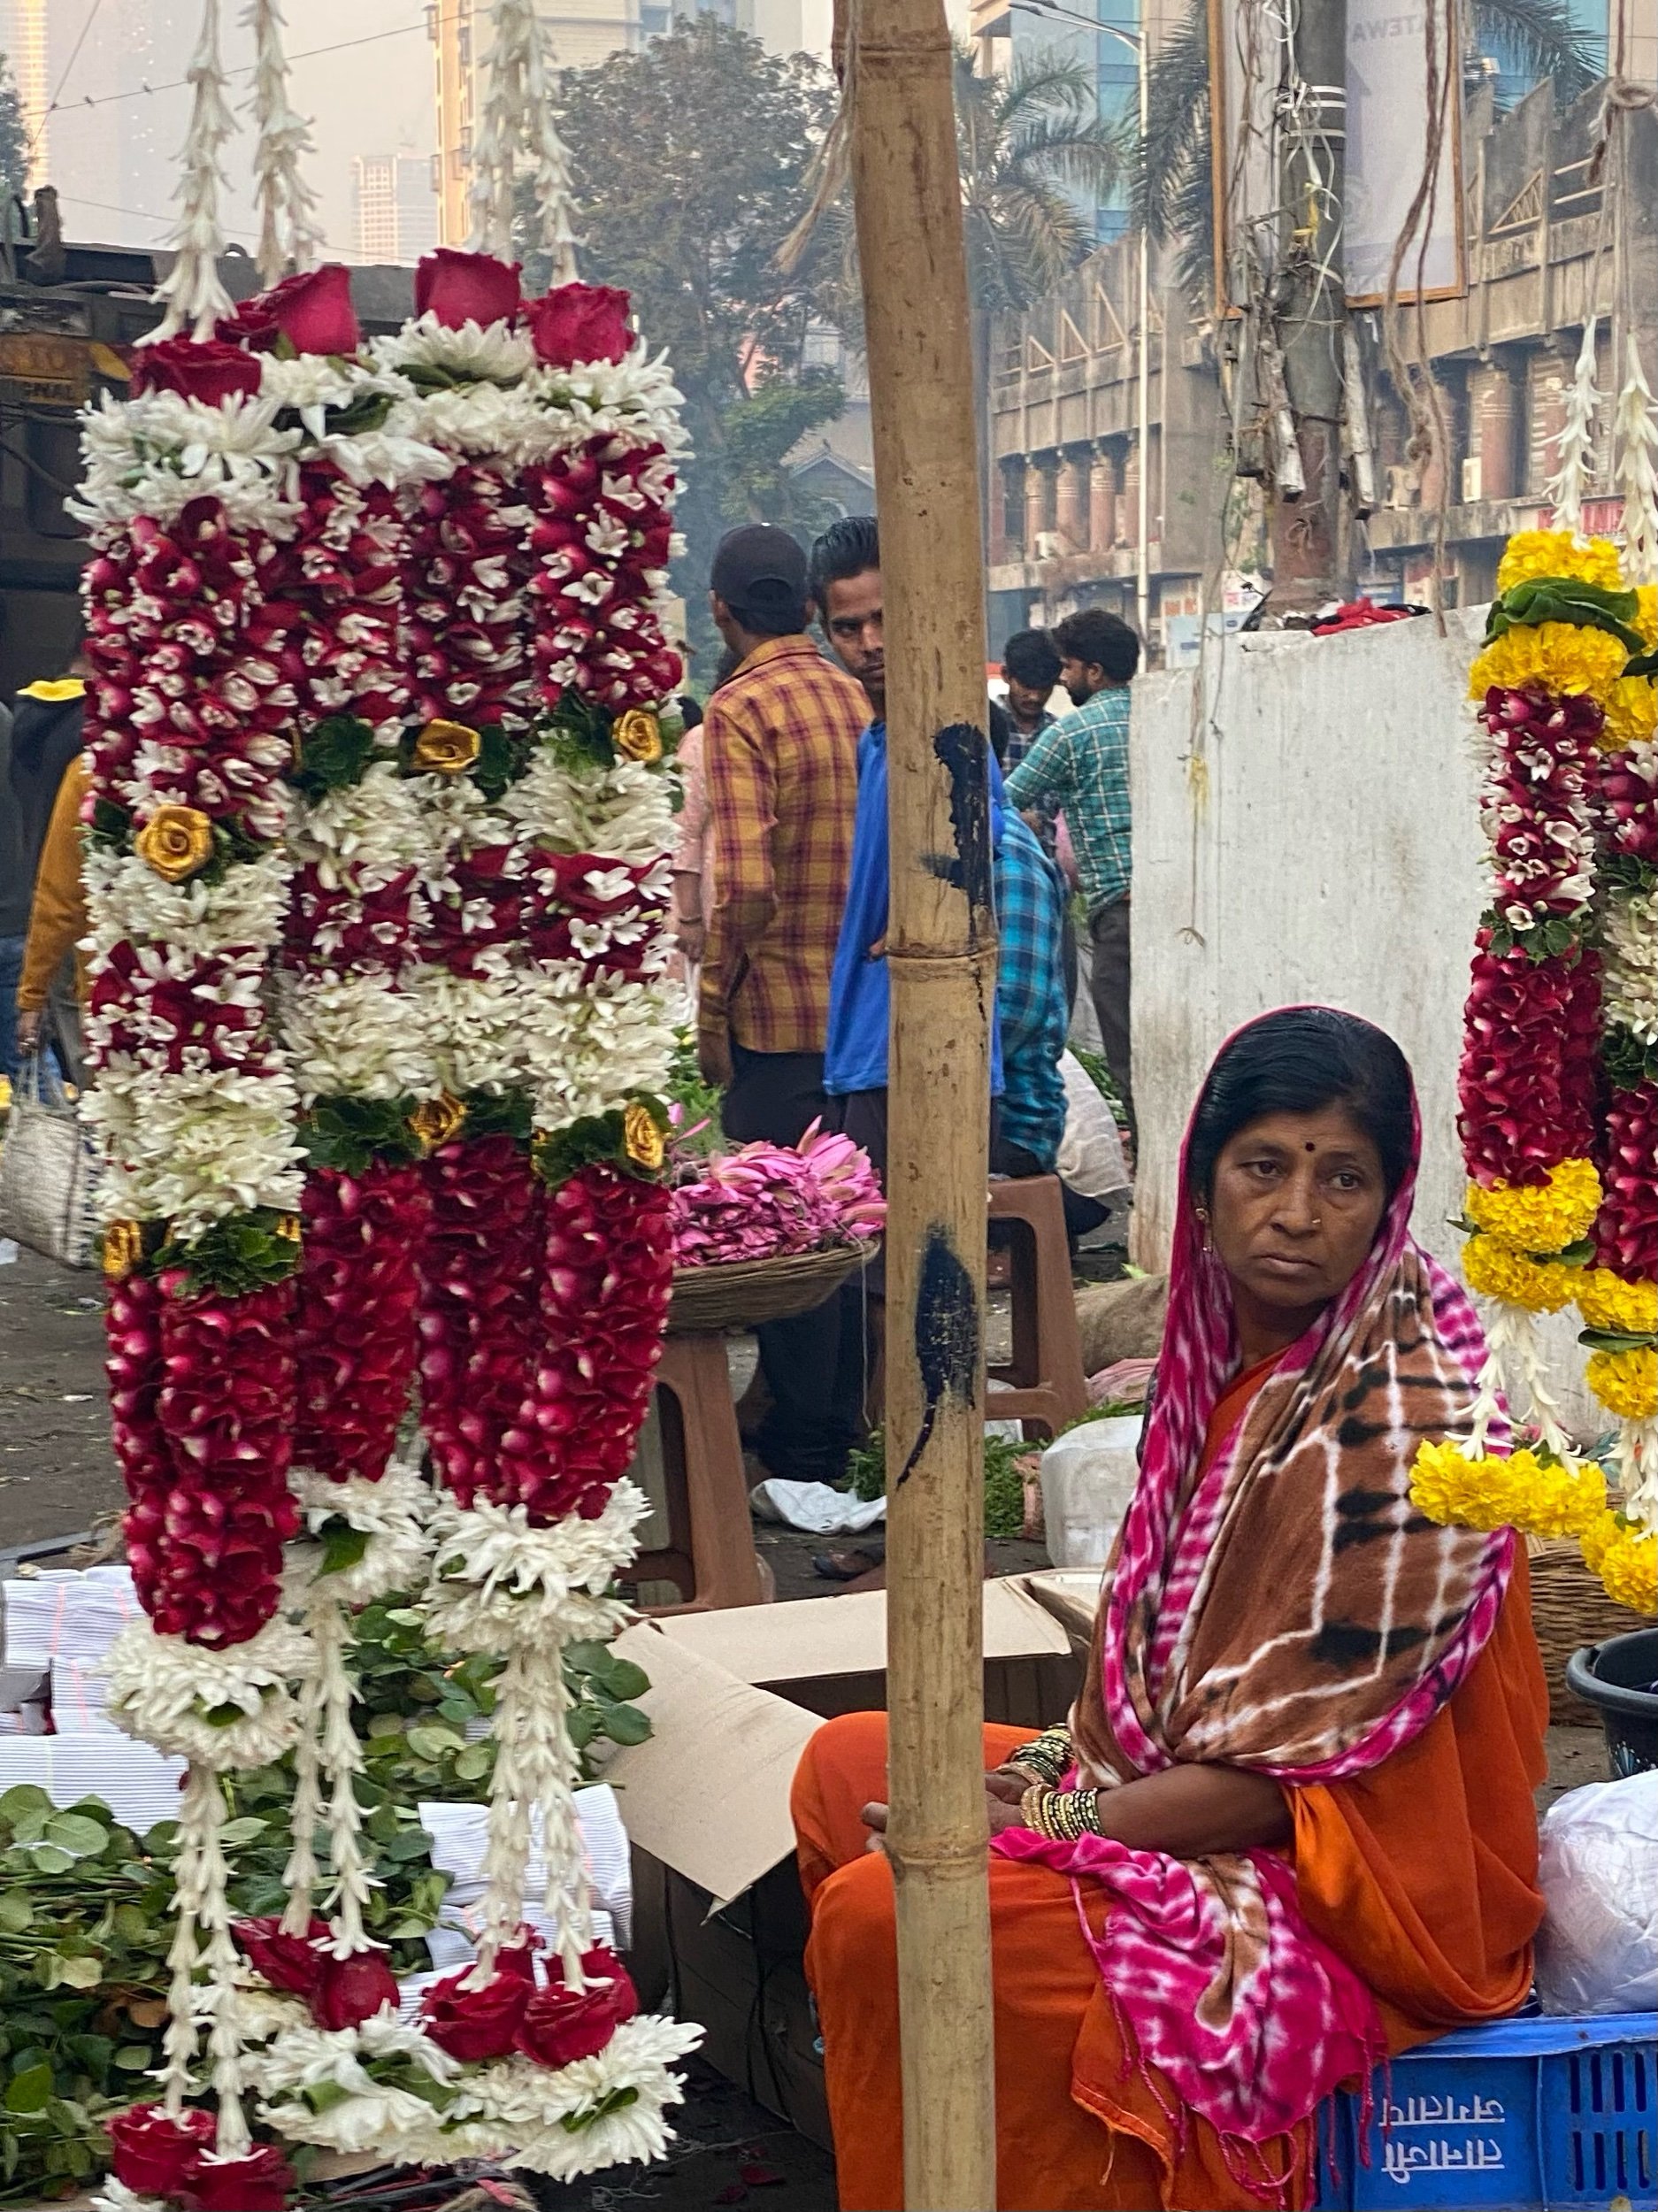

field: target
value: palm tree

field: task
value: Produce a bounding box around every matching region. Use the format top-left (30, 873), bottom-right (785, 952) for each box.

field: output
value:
top-left (952, 39), bottom-right (1123, 541)
top-left (1134, 0), bottom-right (1603, 308)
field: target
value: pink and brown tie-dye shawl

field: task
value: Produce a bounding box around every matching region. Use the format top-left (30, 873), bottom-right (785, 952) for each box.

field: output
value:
top-left (993, 1018), bottom-right (1514, 2195)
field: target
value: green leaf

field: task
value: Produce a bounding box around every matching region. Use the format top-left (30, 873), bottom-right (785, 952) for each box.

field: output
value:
top-left (457, 1087), bottom-right (534, 1147)
top-left (26, 1846), bottom-right (74, 1877)
top-left (0, 1787), bottom-right (52, 1822)
top-left (319, 1522), bottom-right (372, 1578)
top-left (289, 715), bottom-right (379, 801)
top-left (154, 1206), bottom-right (302, 1299)
top-left (597, 1701), bottom-right (652, 1747)
top-left (4, 2067), bottom-right (51, 2116)
top-left (1578, 1326), bottom-right (1658, 1354)
top-left (218, 1817), bottom-right (271, 1848)
top-left (0, 1899), bottom-right (32, 1936)
top-left (53, 1956), bottom-right (104, 1991)
top-left (367, 1712), bottom-right (406, 1739)
top-left (380, 1825), bottom-right (438, 1864)
top-left (563, 1641), bottom-right (614, 1678)
top-left (44, 1814), bottom-right (109, 1859)
top-left (595, 1656), bottom-right (650, 1702)
top-left (1484, 575), bottom-right (1645, 653)
top-left (112, 2047), bottom-right (155, 2072)
top-left (301, 1093), bottom-right (423, 1175)
top-left (453, 1743), bottom-right (493, 1785)
top-left (561, 2084), bottom-right (639, 2134)
top-left (301, 2078), bottom-right (355, 2115)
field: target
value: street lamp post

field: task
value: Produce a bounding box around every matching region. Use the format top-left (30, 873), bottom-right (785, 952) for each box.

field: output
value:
top-left (1009, 0), bottom-right (1151, 643)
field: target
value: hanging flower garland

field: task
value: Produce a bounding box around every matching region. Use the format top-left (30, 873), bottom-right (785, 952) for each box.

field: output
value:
top-left (1411, 523), bottom-right (1657, 1614)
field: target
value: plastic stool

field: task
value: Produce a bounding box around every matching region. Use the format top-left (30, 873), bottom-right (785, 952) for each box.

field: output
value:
top-left (630, 1332), bottom-right (769, 1615)
top-left (986, 1176), bottom-right (1090, 1440)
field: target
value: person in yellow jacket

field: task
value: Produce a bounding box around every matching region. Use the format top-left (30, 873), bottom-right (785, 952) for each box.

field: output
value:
top-left (17, 755), bottom-right (88, 1085)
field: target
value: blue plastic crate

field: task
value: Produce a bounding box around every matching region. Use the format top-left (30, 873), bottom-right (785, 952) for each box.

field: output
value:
top-left (1314, 2012), bottom-right (1655, 2211)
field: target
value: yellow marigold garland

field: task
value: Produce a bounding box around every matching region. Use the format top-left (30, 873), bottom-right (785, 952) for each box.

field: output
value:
top-left (1463, 1158), bottom-right (1602, 1256)
top-left (1461, 1235), bottom-right (1578, 1313)
top-left (1577, 1270), bottom-right (1658, 1338)
top-left (1468, 622), bottom-right (1630, 704)
top-left (1580, 1509), bottom-right (1658, 1615)
top-left (1410, 1441), bottom-right (1608, 1540)
top-left (1494, 531), bottom-right (1623, 594)
top-left (1585, 1347), bottom-right (1658, 1423)
top-left (1600, 674), bottom-right (1658, 750)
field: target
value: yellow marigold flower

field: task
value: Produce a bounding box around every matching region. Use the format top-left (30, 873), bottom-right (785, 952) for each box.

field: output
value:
top-left (1464, 1159), bottom-right (1601, 1256)
top-left (1516, 1458), bottom-right (1608, 1541)
top-left (1470, 623), bottom-right (1629, 704)
top-left (1494, 531), bottom-right (1623, 595)
top-left (1635, 583), bottom-right (1658, 650)
top-left (1462, 1234), bottom-right (1577, 1313)
top-left (1600, 675), bottom-right (1658, 751)
top-left (1585, 1346), bottom-right (1658, 1422)
top-left (1577, 1270), bottom-right (1658, 1338)
top-left (1598, 1527), bottom-right (1658, 1615)
top-left (1410, 1440), bottom-right (1522, 1530)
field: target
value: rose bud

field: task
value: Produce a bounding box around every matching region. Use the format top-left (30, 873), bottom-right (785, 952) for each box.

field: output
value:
top-left (108, 2104), bottom-right (218, 2197)
top-left (223, 264), bottom-right (361, 356)
top-left (525, 281), bottom-right (633, 368)
top-left (177, 2141), bottom-right (295, 2212)
top-left (311, 1945), bottom-right (401, 2032)
top-left (516, 1970), bottom-right (631, 2070)
top-left (414, 248), bottom-right (522, 329)
top-left (233, 1915), bottom-right (326, 1997)
top-left (131, 336), bottom-right (264, 405)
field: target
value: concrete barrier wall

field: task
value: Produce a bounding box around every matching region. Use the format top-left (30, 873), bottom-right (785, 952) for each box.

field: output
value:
top-left (1127, 606), bottom-right (1591, 1425)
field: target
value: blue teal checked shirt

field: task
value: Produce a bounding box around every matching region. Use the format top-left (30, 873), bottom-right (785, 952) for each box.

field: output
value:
top-left (1002, 685), bottom-right (1132, 914)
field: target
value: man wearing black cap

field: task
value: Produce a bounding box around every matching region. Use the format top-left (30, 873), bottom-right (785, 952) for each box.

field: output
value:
top-left (699, 523), bottom-right (869, 1483)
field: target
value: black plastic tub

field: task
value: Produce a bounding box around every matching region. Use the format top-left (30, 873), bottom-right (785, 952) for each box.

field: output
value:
top-left (1566, 1627), bottom-right (1658, 1777)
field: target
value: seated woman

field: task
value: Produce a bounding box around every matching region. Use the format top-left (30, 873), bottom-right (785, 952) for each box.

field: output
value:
top-left (792, 1007), bottom-right (1547, 2212)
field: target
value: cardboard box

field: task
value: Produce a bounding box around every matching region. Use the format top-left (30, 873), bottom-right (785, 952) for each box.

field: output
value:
top-left (607, 1579), bottom-right (1084, 2152)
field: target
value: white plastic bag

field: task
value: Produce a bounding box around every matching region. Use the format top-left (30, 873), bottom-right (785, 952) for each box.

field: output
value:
top-left (748, 1478), bottom-right (887, 1535)
top-left (1039, 1417), bottom-right (1141, 1569)
top-left (1055, 1051), bottom-right (1131, 1202)
top-left (1534, 1770), bottom-right (1658, 2016)
top-left (0, 1052), bottom-right (96, 1268)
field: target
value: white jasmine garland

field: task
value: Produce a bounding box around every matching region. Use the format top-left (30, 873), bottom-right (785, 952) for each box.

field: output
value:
top-left (422, 1484), bottom-right (647, 1654)
top-left (524, 973), bottom-right (677, 1127)
top-left (84, 1067), bottom-right (305, 1233)
top-left (372, 314), bottom-right (536, 388)
top-left (406, 958), bottom-right (529, 1097)
top-left (1601, 881), bottom-right (1658, 1043)
top-left (82, 847), bottom-right (291, 960)
top-left (105, 1615), bottom-right (315, 1770)
top-left (72, 388), bottom-right (303, 533)
top-left (288, 1461), bottom-right (433, 1606)
top-left (501, 753), bottom-right (675, 863)
top-left (278, 971), bottom-right (439, 1103)
top-left (91, 2182), bottom-right (165, 2212)
top-left (528, 349), bottom-right (691, 461)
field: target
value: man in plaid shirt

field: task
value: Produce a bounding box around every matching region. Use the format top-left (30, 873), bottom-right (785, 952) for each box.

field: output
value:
top-left (1003, 605), bottom-right (1140, 1143)
top-left (698, 524), bottom-right (868, 1482)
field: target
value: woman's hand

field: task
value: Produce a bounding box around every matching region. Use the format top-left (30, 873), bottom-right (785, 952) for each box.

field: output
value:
top-left (674, 914), bottom-right (706, 964)
top-left (861, 1785), bottom-right (1032, 1850)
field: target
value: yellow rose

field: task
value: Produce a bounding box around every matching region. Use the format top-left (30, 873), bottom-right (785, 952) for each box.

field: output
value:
top-left (103, 1219), bottom-right (143, 1279)
top-left (134, 803), bottom-right (214, 885)
top-left (411, 719), bottom-right (482, 775)
top-left (622, 1101), bottom-right (666, 1171)
top-left (409, 1092), bottom-right (466, 1151)
top-left (613, 709), bottom-right (663, 764)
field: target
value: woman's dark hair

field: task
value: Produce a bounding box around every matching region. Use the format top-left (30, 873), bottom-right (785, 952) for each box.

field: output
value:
top-left (1186, 1009), bottom-right (1415, 1206)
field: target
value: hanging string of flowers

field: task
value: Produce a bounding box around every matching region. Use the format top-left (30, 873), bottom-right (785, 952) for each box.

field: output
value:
top-left (1410, 514), bottom-right (1657, 1615)
top-left (73, 330), bottom-right (311, 2203)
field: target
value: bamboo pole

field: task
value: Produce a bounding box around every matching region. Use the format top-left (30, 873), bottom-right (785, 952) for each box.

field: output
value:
top-left (843, 3), bottom-right (999, 2204)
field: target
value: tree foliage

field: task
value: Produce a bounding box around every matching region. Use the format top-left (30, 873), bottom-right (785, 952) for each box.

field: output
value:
top-left (954, 41), bottom-right (1122, 316)
top-left (0, 52), bottom-right (27, 213)
top-left (540, 19), bottom-right (852, 676)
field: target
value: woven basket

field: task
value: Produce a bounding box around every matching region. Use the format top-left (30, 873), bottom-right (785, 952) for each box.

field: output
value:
top-left (1527, 1532), bottom-right (1649, 1727)
top-left (667, 1240), bottom-right (878, 1335)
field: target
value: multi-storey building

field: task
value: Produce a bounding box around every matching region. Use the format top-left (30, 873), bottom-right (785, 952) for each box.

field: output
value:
top-left (986, 80), bottom-right (1658, 656)
top-left (430, 0), bottom-right (808, 247)
top-left (351, 151), bottom-right (440, 266)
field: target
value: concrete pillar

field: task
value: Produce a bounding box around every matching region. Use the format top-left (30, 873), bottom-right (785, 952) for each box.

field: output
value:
top-left (1055, 449), bottom-right (1089, 549)
top-left (990, 459), bottom-right (1013, 564)
top-left (1122, 444), bottom-right (1141, 552)
top-left (1529, 348), bottom-right (1570, 497)
top-left (1470, 359), bottom-right (1519, 503)
top-left (1088, 442), bottom-right (1117, 552)
top-left (1024, 457), bottom-right (1048, 553)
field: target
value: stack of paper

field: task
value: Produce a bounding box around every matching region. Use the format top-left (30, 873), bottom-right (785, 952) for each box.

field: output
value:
top-left (417, 1786), bottom-right (633, 1972)
top-left (4, 1565), bottom-right (142, 1675)
top-left (0, 1737), bottom-right (186, 1834)
top-left (50, 1655), bottom-right (122, 1733)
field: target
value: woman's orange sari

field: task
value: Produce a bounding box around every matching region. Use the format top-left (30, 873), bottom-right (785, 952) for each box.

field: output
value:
top-left (791, 1356), bottom-right (1548, 2211)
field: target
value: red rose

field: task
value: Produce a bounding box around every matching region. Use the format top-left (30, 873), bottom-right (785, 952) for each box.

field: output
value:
top-left (415, 249), bottom-right (522, 329)
top-left (223, 265), bottom-right (360, 356)
top-left (580, 1946), bottom-right (639, 2022)
top-left (526, 283), bottom-right (633, 368)
top-left (420, 1962), bottom-right (533, 2062)
top-left (311, 1944), bottom-right (400, 2031)
top-left (108, 2103), bottom-right (217, 2197)
top-left (132, 336), bottom-right (264, 405)
top-left (177, 2142), bottom-right (295, 2212)
top-left (515, 1960), bottom-right (635, 2070)
top-left (233, 1914), bottom-right (327, 1996)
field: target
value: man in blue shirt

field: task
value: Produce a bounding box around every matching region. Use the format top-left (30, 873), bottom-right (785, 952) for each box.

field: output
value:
top-left (1003, 606), bottom-right (1139, 1145)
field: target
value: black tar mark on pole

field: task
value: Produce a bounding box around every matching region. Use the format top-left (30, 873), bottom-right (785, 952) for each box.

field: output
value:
top-left (921, 722), bottom-right (994, 939)
top-left (894, 1226), bottom-right (980, 1487)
